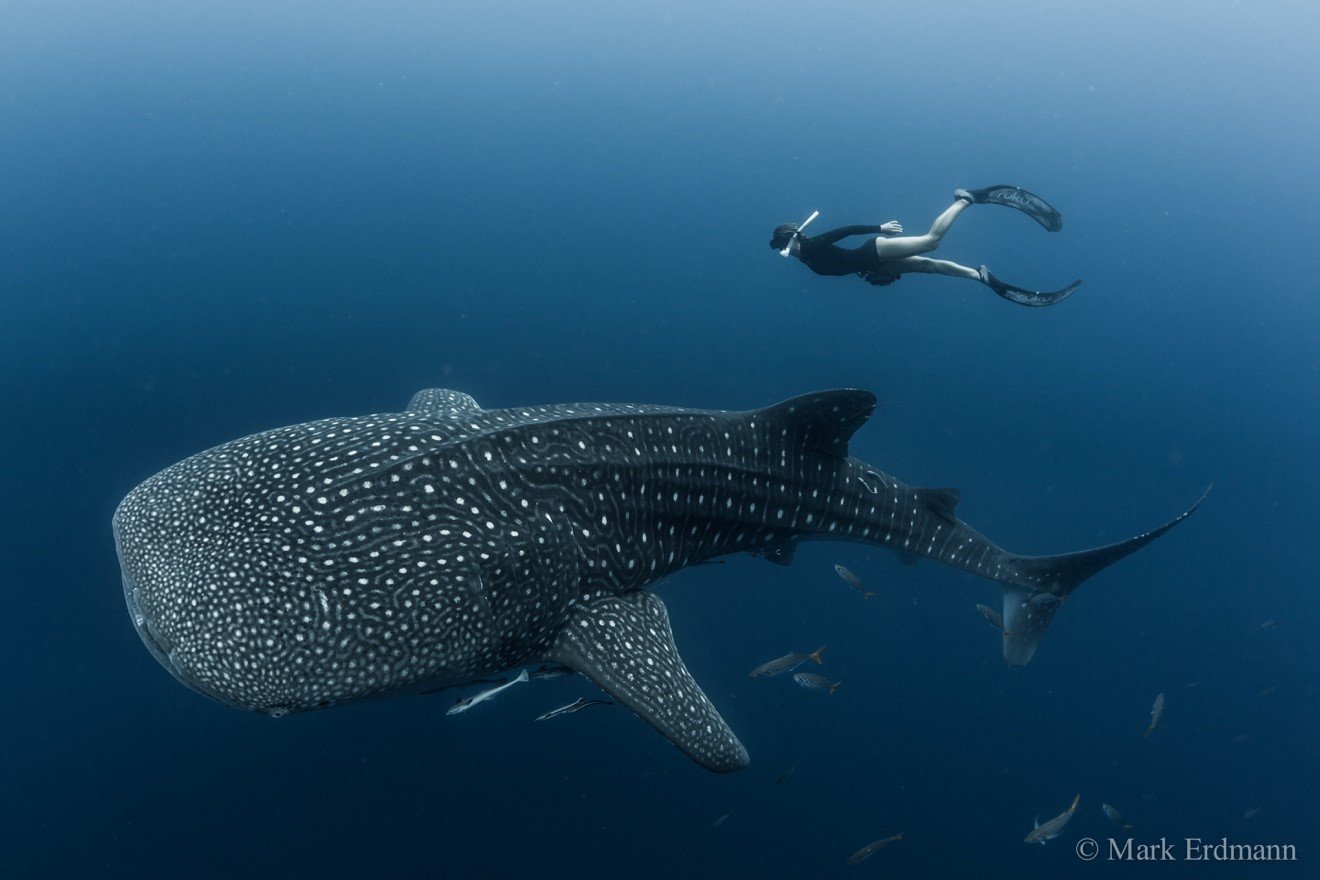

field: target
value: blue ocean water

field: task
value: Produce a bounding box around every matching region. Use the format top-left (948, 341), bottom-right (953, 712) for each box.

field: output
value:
top-left (2, 1), bottom-right (1317, 876)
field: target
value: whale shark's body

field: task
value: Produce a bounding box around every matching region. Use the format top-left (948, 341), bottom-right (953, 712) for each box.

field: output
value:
top-left (114, 388), bottom-right (1202, 771)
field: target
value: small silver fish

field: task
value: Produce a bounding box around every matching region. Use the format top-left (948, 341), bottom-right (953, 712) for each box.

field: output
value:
top-left (975, 603), bottom-right (1006, 632)
top-left (710, 812), bottom-right (731, 828)
top-left (793, 672), bottom-right (841, 695)
top-left (534, 697), bottom-right (613, 722)
top-left (1259, 619), bottom-right (1280, 631)
top-left (846, 832), bottom-right (902, 865)
top-left (1029, 591), bottom-right (1062, 606)
top-left (1142, 692), bottom-right (1165, 738)
top-left (833, 564), bottom-right (875, 600)
top-left (774, 762), bottom-right (798, 784)
top-left (1025, 793), bottom-right (1080, 844)
top-left (1243, 806), bottom-right (1262, 820)
top-left (749, 646), bottom-right (827, 678)
top-left (446, 669), bottom-right (530, 715)
top-left (1102, 803), bottom-right (1133, 832)
top-left (530, 664), bottom-right (572, 680)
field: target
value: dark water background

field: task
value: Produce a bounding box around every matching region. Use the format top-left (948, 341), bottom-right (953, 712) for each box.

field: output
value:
top-left (2, 2), bottom-right (1316, 877)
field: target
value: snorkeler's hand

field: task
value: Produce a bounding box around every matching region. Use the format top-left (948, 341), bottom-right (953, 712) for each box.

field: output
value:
top-left (881, 220), bottom-right (903, 234)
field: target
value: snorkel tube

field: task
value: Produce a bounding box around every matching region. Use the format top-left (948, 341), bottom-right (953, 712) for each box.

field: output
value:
top-left (779, 210), bottom-right (819, 256)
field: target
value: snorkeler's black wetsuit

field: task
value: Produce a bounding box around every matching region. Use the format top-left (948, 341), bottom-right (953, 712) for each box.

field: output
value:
top-left (796, 226), bottom-right (888, 277)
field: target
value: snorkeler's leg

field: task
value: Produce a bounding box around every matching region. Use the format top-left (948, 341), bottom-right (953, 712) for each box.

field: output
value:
top-left (872, 200), bottom-right (970, 261)
top-left (927, 198), bottom-right (970, 238)
top-left (891, 256), bottom-right (981, 280)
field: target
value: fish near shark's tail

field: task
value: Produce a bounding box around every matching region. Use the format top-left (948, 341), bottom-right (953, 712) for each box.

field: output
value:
top-left (998, 486), bottom-right (1211, 667)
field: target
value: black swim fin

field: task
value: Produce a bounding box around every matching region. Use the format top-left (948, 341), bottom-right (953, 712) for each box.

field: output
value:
top-left (979, 266), bottom-right (1081, 307)
top-left (966, 185), bottom-right (1063, 232)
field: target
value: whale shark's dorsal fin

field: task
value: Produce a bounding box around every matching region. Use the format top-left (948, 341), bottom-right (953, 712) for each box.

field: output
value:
top-left (549, 591), bottom-right (749, 773)
top-left (407, 388), bottom-right (484, 418)
top-left (915, 487), bottom-right (960, 523)
top-left (755, 390), bottom-right (877, 459)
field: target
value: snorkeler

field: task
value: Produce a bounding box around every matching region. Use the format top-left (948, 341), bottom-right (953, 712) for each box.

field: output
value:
top-left (770, 186), bottom-right (1081, 307)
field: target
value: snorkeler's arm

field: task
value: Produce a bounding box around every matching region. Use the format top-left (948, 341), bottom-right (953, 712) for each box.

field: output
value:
top-left (813, 225), bottom-right (888, 245)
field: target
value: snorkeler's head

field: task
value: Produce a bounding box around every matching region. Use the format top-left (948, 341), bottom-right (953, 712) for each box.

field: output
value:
top-left (769, 223), bottom-right (799, 250)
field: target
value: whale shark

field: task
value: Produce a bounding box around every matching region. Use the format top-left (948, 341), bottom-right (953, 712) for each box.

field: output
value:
top-left (114, 388), bottom-right (1204, 772)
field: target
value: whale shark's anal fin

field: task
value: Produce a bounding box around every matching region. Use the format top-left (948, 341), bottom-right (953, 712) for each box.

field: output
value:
top-left (407, 388), bottom-right (484, 418)
top-left (548, 592), bottom-right (749, 773)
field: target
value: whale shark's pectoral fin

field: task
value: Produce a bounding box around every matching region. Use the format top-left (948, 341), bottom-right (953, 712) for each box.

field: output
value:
top-left (548, 591), bottom-right (749, 773)
top-left (406, 388), bottom-right (484, 418)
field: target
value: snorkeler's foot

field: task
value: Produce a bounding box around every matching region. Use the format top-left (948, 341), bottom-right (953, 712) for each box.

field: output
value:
top-left (954, 188), bottom-right (975, 204)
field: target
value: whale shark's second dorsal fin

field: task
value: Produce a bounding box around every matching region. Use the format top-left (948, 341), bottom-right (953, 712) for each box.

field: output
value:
top-left (755, 390), bottom-right (877, 459)
top-left (915, 487), bottom-right (960, 523)
top-left (407, 388), bottom-right (484, 419)
top-left (548, 591), bottom-right (749, 773)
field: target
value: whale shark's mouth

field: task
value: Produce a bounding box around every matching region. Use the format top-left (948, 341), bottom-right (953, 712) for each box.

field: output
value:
top-left (116, 506), bottom-right (213, 700)
top-left (121, 572), bottom-right (235, 706)
top-left (122, 573), bottom-right (176, 672)
top-left (121, 570), bottom-right (288, 713)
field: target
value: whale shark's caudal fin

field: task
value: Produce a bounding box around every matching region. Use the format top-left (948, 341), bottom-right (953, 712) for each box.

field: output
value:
top-left (1000, 486), bottom-right (1211, 666)
top-left (549, 591), bottom-right (750, 772)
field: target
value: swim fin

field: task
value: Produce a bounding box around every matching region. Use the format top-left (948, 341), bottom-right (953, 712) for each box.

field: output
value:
top-left (965, 185), bottom-right (1063, 232)
top-left (979, 266), bottom-right (1081, 307)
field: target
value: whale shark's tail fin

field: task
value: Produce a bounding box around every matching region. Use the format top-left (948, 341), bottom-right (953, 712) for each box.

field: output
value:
top-left (998, 486), bottom-right (1211, 666)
